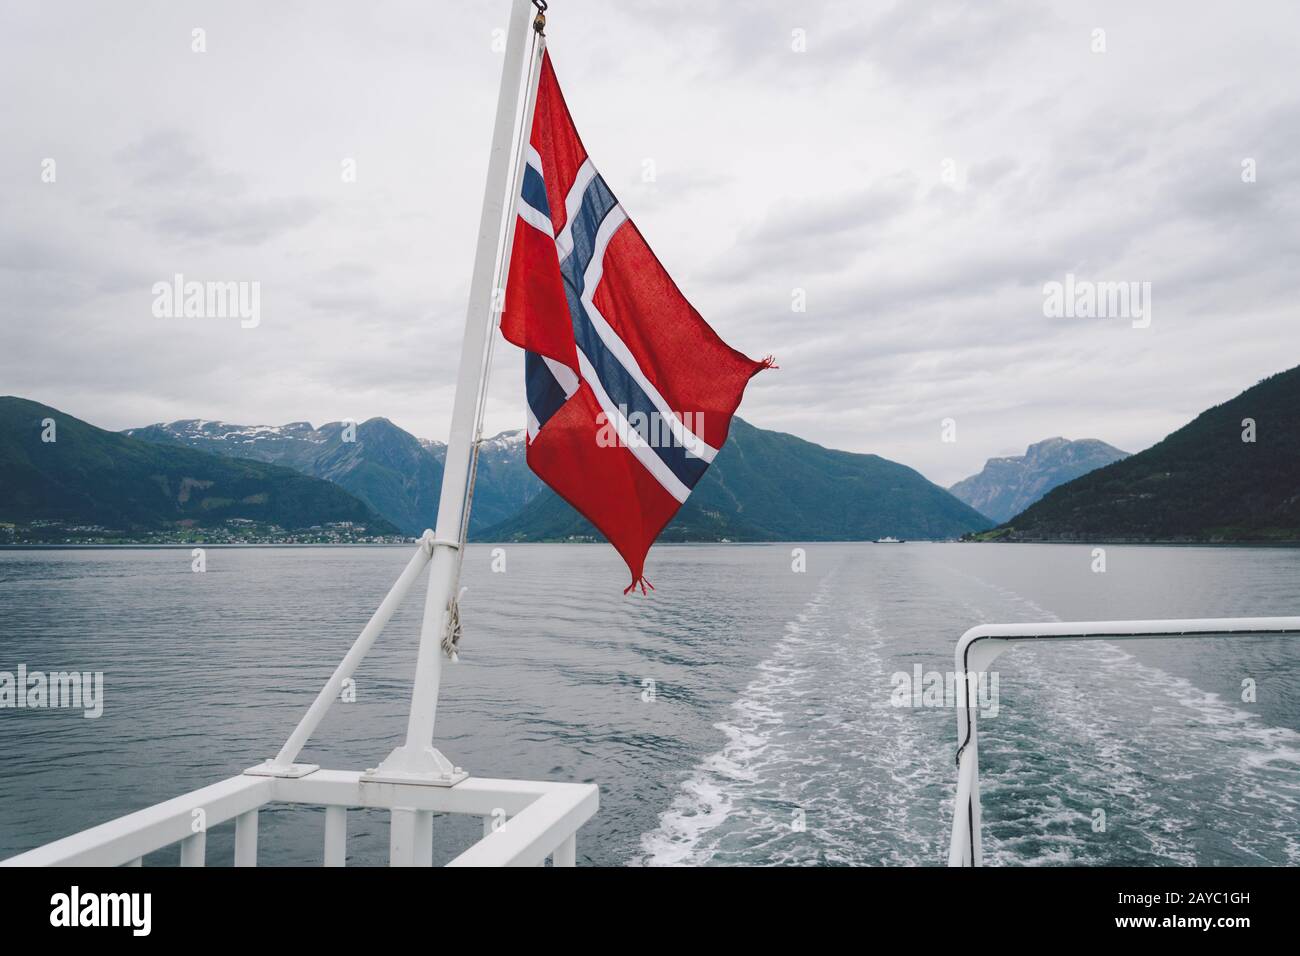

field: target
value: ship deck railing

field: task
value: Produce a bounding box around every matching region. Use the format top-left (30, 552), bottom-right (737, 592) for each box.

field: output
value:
top-left (948, 615), bottom-right (1300, 867)
top-left (1, 769), bottom-right (597, 867)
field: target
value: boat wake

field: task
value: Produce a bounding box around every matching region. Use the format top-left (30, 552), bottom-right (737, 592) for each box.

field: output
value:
top-left (638, 557), bottom-right (1300, 866)
top-left (635, 564), bottom-right (952, 866)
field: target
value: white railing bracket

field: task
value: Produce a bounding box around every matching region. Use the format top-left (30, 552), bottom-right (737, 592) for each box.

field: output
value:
top-left (362, 745), bottom-right (468, 788)
top-left (244, 760), bottom-right (321, 779)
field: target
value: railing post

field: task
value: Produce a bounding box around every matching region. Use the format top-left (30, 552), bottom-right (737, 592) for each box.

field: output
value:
top-left (969, 742), bottom-right (983, 865)
top-left (553, 835), bottom-right (576, 867)
top-left (390, 808), bottom-right (433, 866)
top-left (413, 810), bottom-right (433, 866)
top-left (950, 720), bottom-right (984, 867)
top-left (179, 831), bottom-right (206, 867)
top-left (324, 806), bottom-right (347, 867)
top-left (949, 745), bottom-right (981, 866)
top-left (233, 809), bottom-right (258, 867)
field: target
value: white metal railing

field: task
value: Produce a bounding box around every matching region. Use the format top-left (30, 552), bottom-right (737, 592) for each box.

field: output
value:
top-left (1, 771), bottom-right (598, 868)
top-left (947, 616), bottom-right (1300, 867)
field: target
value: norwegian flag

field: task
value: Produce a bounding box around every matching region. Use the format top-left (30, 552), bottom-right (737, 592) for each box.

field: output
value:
top-left (500, 52), bottom-right (770, 593)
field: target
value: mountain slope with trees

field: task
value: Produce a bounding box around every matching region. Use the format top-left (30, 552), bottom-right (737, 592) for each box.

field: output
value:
top-left (482, 418), bottom-right (993, 542)
top-left (977, 366), bottom-right (1300, 542)
top-left (0, 397), bottom-right (398, 540)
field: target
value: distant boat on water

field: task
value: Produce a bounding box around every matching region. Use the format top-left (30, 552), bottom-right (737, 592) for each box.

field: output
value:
top-left (875, 536), bottom-right (905, 543)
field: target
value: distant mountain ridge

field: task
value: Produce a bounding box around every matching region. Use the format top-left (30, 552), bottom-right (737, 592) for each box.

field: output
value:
top-left (978, 365), bottom-right (1300, 542)
top-left (0, 397), bottom-right (398, 539)
top-left (125, 418), bottom-right (539, 536)
top-left (130, 416), bottom-right (991, 543)
top-left (13, 403), bottom-right (995, 544)
top-left (484, 417), bottom-right (993, 542)
top-left (949, 437), bottom-right (1130, 523)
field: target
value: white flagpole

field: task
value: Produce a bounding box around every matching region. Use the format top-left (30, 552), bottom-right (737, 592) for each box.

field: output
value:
top-left (368, 0), bottom-right (542, 799)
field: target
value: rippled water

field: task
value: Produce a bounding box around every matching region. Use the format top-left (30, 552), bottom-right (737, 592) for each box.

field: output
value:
top-left (1, 543), bottom-right (1297, 866)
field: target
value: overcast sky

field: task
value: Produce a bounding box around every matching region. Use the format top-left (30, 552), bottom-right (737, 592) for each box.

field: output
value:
top-left (3, 0), bottom-right (1297, 486)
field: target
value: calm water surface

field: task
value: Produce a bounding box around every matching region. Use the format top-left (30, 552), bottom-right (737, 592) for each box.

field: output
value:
top-left (1, 543), bottom-right (1297, 865)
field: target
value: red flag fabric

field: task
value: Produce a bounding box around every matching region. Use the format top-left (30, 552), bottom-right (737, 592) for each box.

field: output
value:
top-left (500, 52), bottom-right (769, 592)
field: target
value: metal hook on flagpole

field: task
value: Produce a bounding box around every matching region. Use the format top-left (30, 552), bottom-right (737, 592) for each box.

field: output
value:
top-left (532, 0), bottom-right (547, 35)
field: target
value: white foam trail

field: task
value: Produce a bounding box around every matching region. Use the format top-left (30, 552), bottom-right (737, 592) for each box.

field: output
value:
top-left (638, 553), bottom-right (1300, 867)
top-left (635, 558), bottom-right (953, 866)
top-left (635, 580), bottom-right (838, 866)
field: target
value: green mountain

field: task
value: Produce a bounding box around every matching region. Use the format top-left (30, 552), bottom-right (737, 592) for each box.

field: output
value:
top-left (124, 418), bottom-right (538, 536)
top-left (0, 397), bottom-right (399, 539)
top-left (979, 365), bottom-right (1300, 542)
top-left (480, 417), bottom-right (992, 542)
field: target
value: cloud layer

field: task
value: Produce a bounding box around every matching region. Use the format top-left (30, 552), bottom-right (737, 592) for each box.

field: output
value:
top-left (2, 0), bottom-right (1297, 486)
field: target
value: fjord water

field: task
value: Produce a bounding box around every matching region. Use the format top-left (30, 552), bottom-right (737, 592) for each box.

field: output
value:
top-left (1, 543), bottom-right (1297, 866)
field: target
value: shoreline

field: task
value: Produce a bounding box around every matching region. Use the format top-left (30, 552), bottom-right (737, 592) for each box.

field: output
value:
top-left (4, 539), bottom-right (1299, 552)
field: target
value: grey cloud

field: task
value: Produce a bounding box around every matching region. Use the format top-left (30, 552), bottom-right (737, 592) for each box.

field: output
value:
top-left (861, 0), bottom-right (1055, 84)
top-left (3, 0), bottom-right (1300, 488)
top-left (710, 177), bottom-right (918, 281)
top-left (107, 129), bottom-right (325, 244)
top-left (114, 129), bottom-right (238, 190)
top-left (120, 195), bottom-right (325, 244)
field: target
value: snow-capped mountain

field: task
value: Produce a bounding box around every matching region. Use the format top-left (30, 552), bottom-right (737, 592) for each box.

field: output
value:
top-left (124, 418), bottom-right (539, 536)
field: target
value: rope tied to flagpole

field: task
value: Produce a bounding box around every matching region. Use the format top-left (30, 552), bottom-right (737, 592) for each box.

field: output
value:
top-left (441, 586), bottom-right (469, 660)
